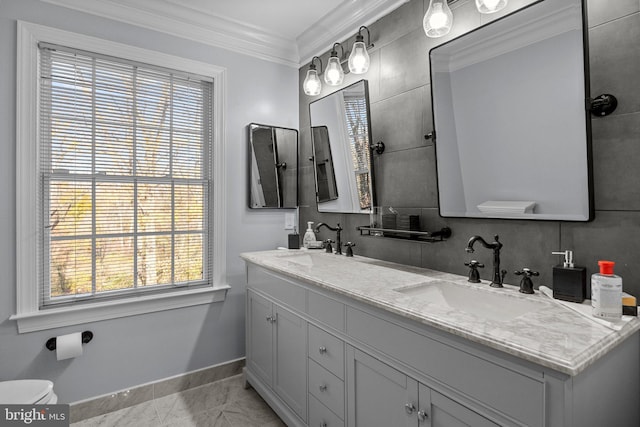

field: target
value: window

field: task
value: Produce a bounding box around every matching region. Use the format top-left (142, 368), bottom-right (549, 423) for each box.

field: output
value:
top-left (14, 22), bottom-right (228, 332)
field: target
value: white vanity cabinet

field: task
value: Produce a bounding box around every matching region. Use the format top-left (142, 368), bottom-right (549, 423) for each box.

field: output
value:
top-left (347, 347), bottom-right (498, 427)
top-left (243, 255), bottom-right (640, 427)
top-left (308, 324), bottom-right (346, 426)
top-left (246, 286), bottom-right (308, 422)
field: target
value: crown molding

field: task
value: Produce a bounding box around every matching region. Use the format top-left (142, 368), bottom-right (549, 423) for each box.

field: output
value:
top-left (40, 0), bottom-right (300, 67)
top-left (41, 0), bottom-right (408, 68)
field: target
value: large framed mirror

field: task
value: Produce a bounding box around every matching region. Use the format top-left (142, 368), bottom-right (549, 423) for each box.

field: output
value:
top-left (309, 80), bottom-right (375, 213)
top-left (430, 0), bottom-right (593, 221)
top-left (248, 123), bottom-right (298, 209)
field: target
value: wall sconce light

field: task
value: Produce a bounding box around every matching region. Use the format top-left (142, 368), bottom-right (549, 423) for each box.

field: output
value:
top-left (349, 26), bottom-right (372, 74)
top-left (325, 43), bottom-right (345, 86)
top-left (303, 56), bottom-right (323, 96)
top-left (303, 26), bottom-right (373, 96)
top-left (476, 0), bottom-right (508, 14)
top-left (424, 0), bottom-right (453, 38)
top-left (424, 0), bottom-right (508, 38)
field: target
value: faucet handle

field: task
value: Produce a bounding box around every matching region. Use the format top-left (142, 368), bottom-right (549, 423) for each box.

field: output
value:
top-left (515, 268), bottom-right (538, 294)
top-left (324, 239), bottom-right (334, 253)
top-left (464, 260), bottom-right (484, 268)
top-left (344, 242), bottom-right (356, 257)
top-left (515, 268), bottom-right (539, 277)
top-left (464, 260), bottom-right (484, 283)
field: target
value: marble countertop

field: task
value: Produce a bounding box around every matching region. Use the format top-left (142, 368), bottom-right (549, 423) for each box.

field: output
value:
top-left (241, 249), bottom-right (640, 376)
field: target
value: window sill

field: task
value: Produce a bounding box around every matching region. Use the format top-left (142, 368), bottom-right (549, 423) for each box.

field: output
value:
top-left (10, 285), bottom-right (230, 333)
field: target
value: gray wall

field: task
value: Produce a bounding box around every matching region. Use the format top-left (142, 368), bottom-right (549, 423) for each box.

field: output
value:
top-left (0, 0), bottom-right (298, 403)
top-left (299, 0), bottom-right (640, 300)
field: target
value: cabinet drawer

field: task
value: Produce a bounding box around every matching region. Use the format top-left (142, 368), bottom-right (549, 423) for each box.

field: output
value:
top-left (308, 290), bottom-right (345, 331)
top-left (346, 306), bottom-right (544, 427)
top-left (308, 359), bottom-right (345, 418)
top-left (309, 394), bottom-right (344, 427)
top-left (309, 324), bottom-right (345, 379)
top-left (247, 265), bottom-right (305, 312)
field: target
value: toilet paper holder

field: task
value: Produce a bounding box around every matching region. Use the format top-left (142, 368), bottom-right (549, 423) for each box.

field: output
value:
top-left (45, 331), bottom-right (94, 351)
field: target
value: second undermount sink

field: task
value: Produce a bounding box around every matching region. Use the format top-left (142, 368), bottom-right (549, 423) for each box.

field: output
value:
top-left (393, 280), bottom-right (548, 322)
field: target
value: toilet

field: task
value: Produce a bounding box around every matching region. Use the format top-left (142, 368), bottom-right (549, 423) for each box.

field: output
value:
top-left (0, 380), bottom-right (58, 404)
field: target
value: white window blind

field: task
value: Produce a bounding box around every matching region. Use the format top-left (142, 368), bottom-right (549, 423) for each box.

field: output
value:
top-left (39, 43), bottom-right (214, 307)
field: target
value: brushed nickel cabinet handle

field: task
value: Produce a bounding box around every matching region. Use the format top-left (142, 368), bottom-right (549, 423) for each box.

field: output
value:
top-left (404, 403), bottom-right (416, 415)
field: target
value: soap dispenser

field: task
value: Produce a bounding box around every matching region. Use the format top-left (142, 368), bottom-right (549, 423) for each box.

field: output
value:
top-left (303, 222), bottom-right (316, 249)
top-left (551, 250), bottom-right (586, 303)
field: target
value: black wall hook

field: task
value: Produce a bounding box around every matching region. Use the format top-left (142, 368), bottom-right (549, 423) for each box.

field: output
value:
top-left (46, 331), bottom-right (94, 351)
top-left (589, 94), bottom-right (618, 117)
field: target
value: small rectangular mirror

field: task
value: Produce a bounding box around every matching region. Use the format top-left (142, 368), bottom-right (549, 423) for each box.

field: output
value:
top-left (309, 80), bottom-right (376, 213)
top-left (248, 123), bottom-right (298, 209)
top-left (430, 0), bottom-right (593, 221)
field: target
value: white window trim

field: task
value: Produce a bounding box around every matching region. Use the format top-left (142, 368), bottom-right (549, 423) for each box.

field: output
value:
top-left (13, 21), bottom-right (229, 333)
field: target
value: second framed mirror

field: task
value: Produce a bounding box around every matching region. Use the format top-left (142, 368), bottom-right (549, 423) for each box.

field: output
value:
top-left (248, 123), bottom-right (298, 209)
top-left (309, 80), bottom-right (376, 213)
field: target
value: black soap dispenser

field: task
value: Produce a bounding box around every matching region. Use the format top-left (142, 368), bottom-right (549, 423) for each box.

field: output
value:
top-left (551, 250), bottom-right (586, 303)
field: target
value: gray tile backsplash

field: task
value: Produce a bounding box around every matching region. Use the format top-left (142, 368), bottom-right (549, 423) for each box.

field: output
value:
top-left (375, 146), bottom-right (438, 208)
top-left (299, 0), bottom-right (640, 299)
top-left (371, 87), bottom-right (425, 152)
top-left (588, 13), bottom-right (640, 116)
top-left (379, 27), bottom-right (431, 99)
top-left (586, 0), bottom-right (639, 28)
top-left (591, 112), bottom-right (640, 211)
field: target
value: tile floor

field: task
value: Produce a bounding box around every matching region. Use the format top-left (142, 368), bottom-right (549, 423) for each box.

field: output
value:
top-left (70, 374), bottom-right (286, 427)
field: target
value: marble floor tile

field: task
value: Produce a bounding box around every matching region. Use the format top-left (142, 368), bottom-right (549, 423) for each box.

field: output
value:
top-left (159, 407), bottom-right (231, 427)
top-left (70, 374), bottom-right (283, 427)
top-left (71, 401), bottom-right (160, 426)
top-left (221, 393), bottom-right (285, 427)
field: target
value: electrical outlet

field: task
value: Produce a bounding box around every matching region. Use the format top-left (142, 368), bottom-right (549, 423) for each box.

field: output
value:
top-left (285, 212), bottom-right (296, 230)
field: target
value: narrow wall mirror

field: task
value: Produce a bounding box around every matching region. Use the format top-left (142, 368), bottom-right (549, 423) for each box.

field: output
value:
top-left (309, 80), bottom-right (375, 213)
top-left (248, 123), bottom-right (298, 209)
top-left (430, 0), bottom-right (593, 221)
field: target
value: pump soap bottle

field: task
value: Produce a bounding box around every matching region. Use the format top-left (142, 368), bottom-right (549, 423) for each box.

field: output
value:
top-left (551, 250), bottom-right (586, 303)
top-left (303, 222), bottom-right (316, 249)
top-left (592, 260), bottom-right (622, 320)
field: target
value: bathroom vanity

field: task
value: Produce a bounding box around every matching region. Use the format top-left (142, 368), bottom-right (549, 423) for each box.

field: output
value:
top-left (241, 250), bottom-right (640, 427)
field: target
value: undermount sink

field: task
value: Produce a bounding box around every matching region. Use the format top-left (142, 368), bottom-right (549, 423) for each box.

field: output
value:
top-left (393, 280), bottom-right (548, 322)
top-left (274, 251), bottom-right (332, 267)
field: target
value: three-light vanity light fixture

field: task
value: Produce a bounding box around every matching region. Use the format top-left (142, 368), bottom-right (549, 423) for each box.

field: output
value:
top-left (303, 1), bottom-right (508, 95)
top-left (303, 26), bottom-right (372, 96)
top-left (424, 0), bottom-right (508, 38)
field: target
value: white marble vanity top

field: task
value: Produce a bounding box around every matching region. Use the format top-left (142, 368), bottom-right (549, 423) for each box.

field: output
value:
top-left (241, 249), bottom-right (640, 376)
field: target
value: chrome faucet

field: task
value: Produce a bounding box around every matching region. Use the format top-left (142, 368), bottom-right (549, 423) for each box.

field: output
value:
top-left (315, 222), bottom-right (343, 255)
top-left (466, 235), bottom-right (505, 288)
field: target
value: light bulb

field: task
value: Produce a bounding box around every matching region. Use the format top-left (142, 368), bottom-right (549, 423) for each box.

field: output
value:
top-left (423, 0), bottom-right (453, 38)
top-left (325, 56), bottom-right (344, 86)
top-left (348, 40), bottom-right (370, 74)
top-left (475, 0), bottom-right (507, 14)
top-left (303, 68), bottom-right (322, 96)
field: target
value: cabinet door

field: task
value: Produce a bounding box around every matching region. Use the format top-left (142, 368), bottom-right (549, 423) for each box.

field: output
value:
top-left (247, 291), bottom-right (273, 386)
top-left (418, 383), bottom-right (498, 427)
top-left (347, 347), bottom-right (417, 427)
top-left (274, 304), bottom-right (307, 420)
